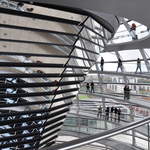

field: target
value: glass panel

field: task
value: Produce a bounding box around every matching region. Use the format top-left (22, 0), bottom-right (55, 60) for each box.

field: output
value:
top-left (111, 134), bottom-right (132, 144)
top-left (88, 119), bottom-right (97, 128)
top-left (135, 137), bottom-right (148, 150)
top-left (119, 50), bottom-right (142, 60)
top-left (144, 49), bottom-right (150, 58)
top-left (98, 52), bottom-right (118, 61)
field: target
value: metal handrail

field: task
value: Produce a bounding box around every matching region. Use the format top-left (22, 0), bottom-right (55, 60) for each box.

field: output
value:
top-left (42, 117), bottom-right (150, 150)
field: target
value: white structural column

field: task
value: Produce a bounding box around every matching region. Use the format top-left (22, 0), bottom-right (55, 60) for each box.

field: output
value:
top-left (139, 48), bottom-right (150, 72)
top-left (121, 18), bottom-right (139, 146)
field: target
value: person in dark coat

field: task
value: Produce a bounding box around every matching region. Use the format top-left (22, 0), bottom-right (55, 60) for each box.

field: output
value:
top-left (100, 57), bottom-right (104, 71)
top-left (126, 85), bottom-right (131, 100)
top-left (86, 83), bottom-right (90, 93)
top-left (105, 107), bottom-right (110, 120)
top-left (114, 107), bottom-right (118, 121)
top-left (91, 82), bottom-right (94, 93)
top-left (124, 85), bottom-right (131, 100)
top-left (116, 58), bottom-right (123, 72)
top-left (110, 106), bottom-right (114, 119)
top-left (124, 85), bottom-right (128, 100)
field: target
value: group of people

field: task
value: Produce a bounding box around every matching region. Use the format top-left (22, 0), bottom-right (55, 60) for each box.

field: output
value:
top-left (97, 106), bottom-right (122, 121)
top-left (86, 82), bottom-right (95, 93)
top-left (86, 82), bottom-right (131, 100)
top-left (100, 57), bottom-right (142, 73)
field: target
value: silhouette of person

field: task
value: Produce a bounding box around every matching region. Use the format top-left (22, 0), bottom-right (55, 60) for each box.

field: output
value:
top-left (100, 57), bottom-right (104, 71)
top-left (124, 85), bottom-right (128, 100)
top-left (110, 106), bottom-right (114, 119)
top-left (86, 83), bottom-right (90, 93)
top-left (105, 107), bottom-right (110, 120)
top-left (91, 82), bottom-right (94, 93)
top-left (126, 85), bottom-right (131, 100)
top-left (118, 108), bottom-right (121, 121)
top-left (124, 84), bottom-right (131, 100)
top-left (135, 58), bottom-right (142, 73)
top-left (114, 107), bottom-right (118, 121)
top-left (116, 58), bottom-right (123, 72)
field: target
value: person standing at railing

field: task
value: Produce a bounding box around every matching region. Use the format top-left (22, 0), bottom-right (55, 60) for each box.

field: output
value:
top-left (135, 58), bottom-right (142, 73)
top-left (126, 86), bottom-right (131, 100)
top-left (124, 85), bottom-right (128, 100)
top-left (116, 58), bottom-right (123, 72)
top-left (124, 84), bottom-right (131, 100)
top-left (86, 83), bottom-right (90, 93)
top-left (90, 82), bottom-right (94, 93)
top-left (110, 106), bottom-right (114, 119)
top-left (105, 107), bottom-right (110, 120)
top-left (100, 57), bottom-right (104, 71)
top-left (97, 105), bottom-right (102, 118)
top-left (114, 107), bottom-right (118, 121)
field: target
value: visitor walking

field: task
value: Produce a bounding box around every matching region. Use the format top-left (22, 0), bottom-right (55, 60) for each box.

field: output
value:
top-left (116, 58), bottom-right (123, 72)
top-left (135, 58), bottom-right (142, 73)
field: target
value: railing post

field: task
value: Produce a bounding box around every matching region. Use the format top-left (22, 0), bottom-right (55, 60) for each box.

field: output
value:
top-left (130, 106), bottom-right (136, 146)
top-left (148, 123), bottom-right (150, 150)
top-left (77, 95), bottom-right (81, 137)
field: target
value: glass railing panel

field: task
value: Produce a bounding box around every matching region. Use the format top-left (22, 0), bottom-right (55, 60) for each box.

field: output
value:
top-left (135, 137), bottom-right (148, 150)
top-left (111, 134), bottom-right (133, 144)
